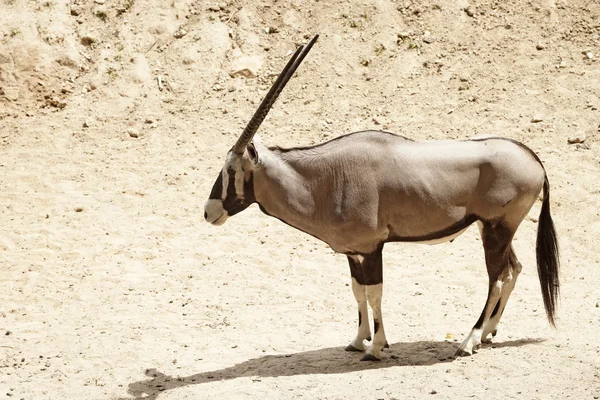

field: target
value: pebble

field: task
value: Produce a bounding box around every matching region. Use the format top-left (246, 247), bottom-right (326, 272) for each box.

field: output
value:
top-left (567, 131), bottom-right (586, 144)
top-left (531, 115), bottom-right (544, 123)
top-left (128, 128), bottom-right (140, 138)
top-left (536, 42), bottom-right (545, 50)
top-left (174, 29), bottom-right (187, 39)
top-left (423, 35), bottom-right (435, 44)
top-left (464, 6), bottom-right (476, 17)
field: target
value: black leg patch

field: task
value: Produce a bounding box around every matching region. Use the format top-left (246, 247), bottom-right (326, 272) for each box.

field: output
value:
top-left (374, 320), bottom-right (380, 334)
top-left (358, 310), bottom-right (362, 327)
top-left (490, 299), bottom-right (501, 318)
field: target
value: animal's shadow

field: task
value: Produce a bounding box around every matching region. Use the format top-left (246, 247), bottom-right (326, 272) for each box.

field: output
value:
top-left (121, 338), bottom-right (544, 400)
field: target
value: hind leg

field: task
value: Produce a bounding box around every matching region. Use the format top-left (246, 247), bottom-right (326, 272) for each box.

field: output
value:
top-left (481, 245), bottom-right (523, 342)
top-left (457, 221), bottom-right (513, 357)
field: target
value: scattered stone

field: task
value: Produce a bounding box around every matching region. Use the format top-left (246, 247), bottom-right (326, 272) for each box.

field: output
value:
top-left (70, 7), bottom-right (82, 16)
top-left (536, 42), bottom-right (545, 50)
top-left (229, 69), bottom-right (256, 78)
top-left (75, 207), bottom-right (84, 212)
top-left (531, 115), bottom-right (544, 123)
top-left (80, 36), bottom-right (96, 46)
top-left (229, 54), bottom-right (262, 79)
top-left (83, 121), bottom-right (90, 128)
top-left (430, 389), bottom-right (438, 394)
top-left (459, 75), bottom-right (470, 82)
top-left (458, 83), bottom-right (469, 91)
top-left (423, 35), bottom-right (435, 44)
top-left (5, 330), bottom-right (11, 336)
top-left (567, 131), bottom-right (586, 144)
top-left (174, 28), bottom-right (187, 39)
top-left (208, 5), bottom-right (220, 12)
top-left (464, 6), bottom-right (476, 17)
top-left (398, 31), bottom-right (411, 39)
top-left (212, 83), bottom-right (224, 91)
top-left (583, 51), bottom-right (594, 60)
top-left (265, 27), bottom-right (279, 34)
top-left (128, 128), bottom-right (140, 138)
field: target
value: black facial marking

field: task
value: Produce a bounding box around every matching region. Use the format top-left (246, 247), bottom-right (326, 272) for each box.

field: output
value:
top-left (220, 170), bottom-right (256, 217)
top-left (208, 172), bottom-right (223, 200)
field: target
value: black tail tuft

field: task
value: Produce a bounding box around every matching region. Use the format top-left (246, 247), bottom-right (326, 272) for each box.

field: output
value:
top-left (536, 176), bottom-right (560, 327)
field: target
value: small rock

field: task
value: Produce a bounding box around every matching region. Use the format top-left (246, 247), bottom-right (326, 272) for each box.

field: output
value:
top-left (82, 121), bottom-right (90, 128)
top-left (567, 131), bottom-right (586, 144)
top-left (430, 390), bottom-right (437, 395)
top-left (536, 42), bottom-right (545, 50)
top-left (531, 115), bottom-right (544, 123)
top-left (459, 75), bottom-right (470, 82)
top-left (80, 36), bottom-right (96, 46)
top-left (229, 69), bottom-right (256, 79)
top-left (464, 6), bottom-right (476, 17)
top-left (75, 207), bottom-right (84, 212)
top-left (265, 27), bottom-right (279, 34)
top-left (423, 35), bottom-right (435, 44)
top-left (174, 29), bottom-right (187, 39)
top-left (5, 330), bottom-right (11, 336)
top-left (596, 302), bottom-right (599, 308)
top-left (94, 0), bottom-right (105, 4)
top-left (584, 51), bottom-right (594, 60)
top-left (70, 7), bottom-right (82, 16)
top-left (208, 5), bottom-right (220, 12)
top-left (229, 54), bottom-right (262, 79)
top-left (128, 128), bottom-right (140, 138)
top-left (398, 32), bottom-right (411, 39)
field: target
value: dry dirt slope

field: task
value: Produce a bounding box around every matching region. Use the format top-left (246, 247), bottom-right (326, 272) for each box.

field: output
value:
top-left (1, 0), bottom-right (600, 399)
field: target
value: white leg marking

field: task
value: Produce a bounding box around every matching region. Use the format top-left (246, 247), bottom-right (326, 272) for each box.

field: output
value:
top-left (457, 280), bottom-right (503, 356)
top-left (347, 278), bottom-right (371, 351)
top-left (364, 283), bottom-right (386, 360)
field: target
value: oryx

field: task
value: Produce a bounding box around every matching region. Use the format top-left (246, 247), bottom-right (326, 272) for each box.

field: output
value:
top-left (204, 35), bottom-right (560, 360)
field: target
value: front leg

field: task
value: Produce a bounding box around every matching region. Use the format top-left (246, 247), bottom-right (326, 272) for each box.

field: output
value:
top-left (345, 256), bottom-right (371, 352)
top-left (360, 245), bottom-right (388, 362)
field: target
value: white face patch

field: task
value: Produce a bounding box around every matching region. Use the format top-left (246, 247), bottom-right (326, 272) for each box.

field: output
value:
top-left (204, 199), bottom-right (228, 225)
top-left (222, 152), bottom-right (246, 200)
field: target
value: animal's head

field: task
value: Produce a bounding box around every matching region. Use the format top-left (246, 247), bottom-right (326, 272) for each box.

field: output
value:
top-left (204, 34), bottom-right (319, 226)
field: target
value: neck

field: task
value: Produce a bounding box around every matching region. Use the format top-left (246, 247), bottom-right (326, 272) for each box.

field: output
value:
top-left (252, 147), bottom-right (321, 239)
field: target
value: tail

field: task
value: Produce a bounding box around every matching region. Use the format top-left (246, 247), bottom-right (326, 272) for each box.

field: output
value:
top-left (536, 175), bottom-right (560, 327)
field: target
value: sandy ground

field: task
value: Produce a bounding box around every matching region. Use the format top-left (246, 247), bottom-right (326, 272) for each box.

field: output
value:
top-left (1, 0), bottom-right (600, 399)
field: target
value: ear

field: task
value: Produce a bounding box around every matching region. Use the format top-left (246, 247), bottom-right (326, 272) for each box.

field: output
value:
top-left (246, 142), bottom-right (260, 166)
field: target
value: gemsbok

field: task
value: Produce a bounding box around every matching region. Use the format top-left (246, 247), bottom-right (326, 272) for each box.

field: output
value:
top-left (204, 34), bottom-right (560, 360)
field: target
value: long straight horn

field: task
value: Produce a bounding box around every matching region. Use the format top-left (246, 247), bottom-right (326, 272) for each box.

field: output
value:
top-left (232, 34), bottom-right (319, 154)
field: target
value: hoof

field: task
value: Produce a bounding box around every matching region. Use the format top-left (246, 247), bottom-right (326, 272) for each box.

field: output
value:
top-left (360, 353), bottom-right (381, 362)
top-left (481, 337), bottom-right (493, 344)
top-left (492, 329), bottom-right (497, 337)
top-left (455, 348), bottom-right (473, 358)
top-left (345, 344), bottom-right (364, 352)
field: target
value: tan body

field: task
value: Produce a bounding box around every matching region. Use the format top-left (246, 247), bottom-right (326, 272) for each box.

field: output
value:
top-left (254, 131), bottom-right (544, 254)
